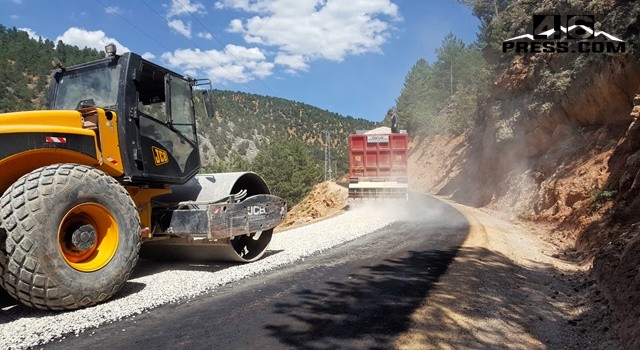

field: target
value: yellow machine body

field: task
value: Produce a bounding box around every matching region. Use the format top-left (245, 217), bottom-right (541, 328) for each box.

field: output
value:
top-left (0, 108), bottom-right (177, 232)
top-left (0, 108), bottom-right (125, 194)
top-left (0, 50), bottom-right (285, 311)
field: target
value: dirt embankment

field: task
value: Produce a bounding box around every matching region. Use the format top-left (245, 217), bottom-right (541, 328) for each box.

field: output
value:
top-left (394, 200), bottom-right (619, 350)
top-left (585, 93), bottom-right (640, 349)
top-left (409, 20), bottom-right (640, 349)
top-left (277, 181), bottom-right (348, 230)
top-left (410, 94), bottom-right (640, 348)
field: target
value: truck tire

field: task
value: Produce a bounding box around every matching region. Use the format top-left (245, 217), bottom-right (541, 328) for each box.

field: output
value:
top-left (0, 164), bottom-right (140, 310)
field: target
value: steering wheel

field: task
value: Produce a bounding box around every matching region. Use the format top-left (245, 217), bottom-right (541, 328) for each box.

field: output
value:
top-left (75, 98), bottom-right (96, 110)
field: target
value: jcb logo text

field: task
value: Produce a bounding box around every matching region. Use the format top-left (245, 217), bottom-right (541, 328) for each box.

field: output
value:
top-left (248, 206), bottom-right (266, 216)
top-left (152, 146), bottom-right (169, 166)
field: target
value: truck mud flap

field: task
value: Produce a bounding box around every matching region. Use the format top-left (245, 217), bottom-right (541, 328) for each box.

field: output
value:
top-left (348, 187), bottom-right (408, 199)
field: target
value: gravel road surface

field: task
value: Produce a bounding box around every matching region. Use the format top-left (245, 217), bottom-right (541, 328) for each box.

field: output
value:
top-left (0, 193), bottom-right (452, 349)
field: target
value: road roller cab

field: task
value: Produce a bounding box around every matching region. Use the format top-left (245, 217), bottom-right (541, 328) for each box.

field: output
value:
top-left (0, 45), bottom-right (287, 310)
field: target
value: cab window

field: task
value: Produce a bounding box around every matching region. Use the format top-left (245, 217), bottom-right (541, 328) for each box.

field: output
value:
top-left (167, 76), bottom-right (196, 142)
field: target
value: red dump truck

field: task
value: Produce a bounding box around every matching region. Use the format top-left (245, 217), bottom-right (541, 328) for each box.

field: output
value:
top-left (348, 129), bottom-right (408, 199)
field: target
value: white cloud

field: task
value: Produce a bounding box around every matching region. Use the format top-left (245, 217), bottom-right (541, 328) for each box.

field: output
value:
top-left (168, 19), bottom-right (192, 38)
top-left (55, 27), bottom-right (130, 53)
top-left (104, 6), bottom-right (122, 15)
top-left (228, 18), bottom-right (244, 33)
top-left (167, 0), bottom-right (206, 17)
top-left (217, 0), bottom-right (400, 71)
top-left (161, 44), bottom-right (274, 84)
top-left (197, 32), bottom-right (213, 40)
top-left (10, 0), bottom-right (22, 4)
top-left (142, 52), bottom-right (156, 60)
top-left (274, 53), bottom-right (308, 73)
top-left (18, 27), bottom-right (43, 41)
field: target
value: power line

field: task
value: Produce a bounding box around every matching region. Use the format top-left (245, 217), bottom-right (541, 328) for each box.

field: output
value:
top-left (138, 0), bottom-right (276, 97)
top-left (94, 0), bottom-right (265, 96)
top-left (96, 0), bottom-right (176, 56)
top-left (323, 130), bottom-right (333, 181)
top-left (173, 0), bottom-right (278, 97)
top-left (95, 0), bottom-right (207, 79)
top-left (137, 0), bottom-right (258, 92)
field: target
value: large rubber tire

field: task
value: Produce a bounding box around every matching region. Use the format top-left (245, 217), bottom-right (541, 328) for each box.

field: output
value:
top-left (0, 164), bottom-right (140, 310)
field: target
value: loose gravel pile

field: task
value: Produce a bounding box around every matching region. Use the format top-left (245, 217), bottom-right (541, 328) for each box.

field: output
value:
top-left (0, 204), bottom-right (399, 349)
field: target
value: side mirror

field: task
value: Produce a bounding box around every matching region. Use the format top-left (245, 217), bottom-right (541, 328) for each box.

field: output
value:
top-left (51, 57), bottom-right (65, 70)
top-left (202, 90), bottom-right (215, 118)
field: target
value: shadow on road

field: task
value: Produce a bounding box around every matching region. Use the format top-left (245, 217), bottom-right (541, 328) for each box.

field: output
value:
top-left (264, 194), bottom-right (593, 349)
top-left (261, 192), bottom-right (468, 349)
top-left (1, 193), bottom-right (599, 349)
top-left (0, 290), bottom-right (58, 324)
top-left (0, 282), bottom-right (149, 325)
top-left (394, 246), bottom-right (585, 350)
top-left (265, 247), bottom-right (460, 350)
top-left (131, 249), bottom-right (284, 280)
top-left (265, 246), bottom-right (583, 350)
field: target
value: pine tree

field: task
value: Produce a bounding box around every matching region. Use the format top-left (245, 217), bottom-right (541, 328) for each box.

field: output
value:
top-left (395, 59), bottom-right (432, 132)
top-left (434, 32), bottom-right (466, 96)
top-left (252, 139), bottom-right (322, 206)
top-left (456, 0), bottom-right (512, 25)
top-left (395, 32), bottom-right (489, 134)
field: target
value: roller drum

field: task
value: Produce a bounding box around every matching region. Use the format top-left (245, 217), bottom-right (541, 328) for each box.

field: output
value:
top-left (140, 172), bottom-right (278, 262)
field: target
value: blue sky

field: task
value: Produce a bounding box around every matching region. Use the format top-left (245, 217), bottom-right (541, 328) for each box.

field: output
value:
top-left (3, 0), bottom-right (479, 122)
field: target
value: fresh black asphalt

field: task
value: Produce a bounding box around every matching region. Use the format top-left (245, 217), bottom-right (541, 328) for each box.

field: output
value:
top-left (44, 193), bottom-right (469, 350)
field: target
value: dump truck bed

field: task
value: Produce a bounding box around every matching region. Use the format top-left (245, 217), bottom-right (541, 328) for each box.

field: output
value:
top-left (348, 133), bottom-right (408, 199)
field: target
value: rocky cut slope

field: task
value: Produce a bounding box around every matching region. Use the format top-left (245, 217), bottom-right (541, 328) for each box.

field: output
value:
top-left (408, 1), bottom-right (640, 348)
top-left (442, 1), bottom-right (640, 210)
top-left (587, 91), bottom-right (640, 349)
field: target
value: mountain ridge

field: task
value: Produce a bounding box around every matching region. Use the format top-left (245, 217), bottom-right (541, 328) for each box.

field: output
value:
top-left (0, 25), bottom-right (378, 175)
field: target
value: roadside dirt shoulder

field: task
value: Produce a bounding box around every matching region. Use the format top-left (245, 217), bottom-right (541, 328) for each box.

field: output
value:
top-left (393, 199), bottom-right (619, 349)
top-left (276, 181), bottom-right (348, 232)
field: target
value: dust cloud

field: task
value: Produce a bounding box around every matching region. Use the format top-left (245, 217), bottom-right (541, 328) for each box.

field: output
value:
top-left (347, 193), bottom-right (467, 229)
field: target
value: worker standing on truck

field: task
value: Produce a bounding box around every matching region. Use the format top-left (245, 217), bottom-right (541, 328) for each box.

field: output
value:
top-left (387, 108), bottom-right (399, 133)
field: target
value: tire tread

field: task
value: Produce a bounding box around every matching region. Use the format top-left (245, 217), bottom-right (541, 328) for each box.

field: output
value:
top-left (0, 164), bottom-right (140, 310)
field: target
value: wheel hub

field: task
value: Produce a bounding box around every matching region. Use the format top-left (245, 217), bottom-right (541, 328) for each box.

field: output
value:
top-left (58, 202), bottom-right (119, 272)
top-left (71, 224), bottom-right (97, 251)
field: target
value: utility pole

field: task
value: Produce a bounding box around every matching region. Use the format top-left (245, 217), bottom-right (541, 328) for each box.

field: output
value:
top-left (323, 130), bottom-right (333, 181)
top-left (450, 64), bottom-right (453, 96)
